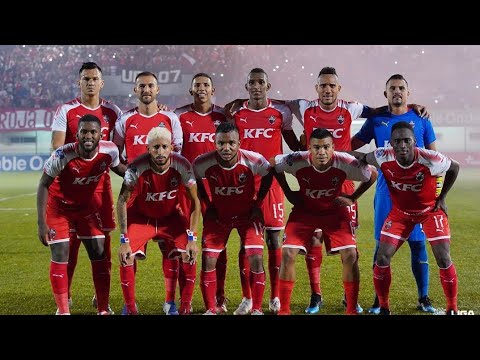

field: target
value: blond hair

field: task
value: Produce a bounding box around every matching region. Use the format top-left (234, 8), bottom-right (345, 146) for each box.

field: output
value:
top-left (147, 126), bottom-right (172, 145)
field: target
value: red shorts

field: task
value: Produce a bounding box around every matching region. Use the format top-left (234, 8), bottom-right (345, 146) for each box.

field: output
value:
top-left (261, 186), bottom-right (285, 230)
top-left (127, 209), bottom-right (188, 260)
top-left (342, 180), bottom-right (359, 228)
top-left (380, 207), bottom-right (451, 246)
top-left (46, 202), bottom-right (104, 245)
top-left (177, 179), bottom-right (210, 227)
top-left (283, 206), bottom-right (356, 255)
top-left (202, 216), bottom-right (264, 258)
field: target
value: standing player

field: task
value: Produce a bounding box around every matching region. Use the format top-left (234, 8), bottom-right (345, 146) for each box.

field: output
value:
top-left (50, 62), bottom-right (122, 314)
top-left (272, 128), bottom-right (377, 314)
top-left (351, 74), bottom-right (437, 314)
top-left (229, 68), bottom-right (302, 315)
top-left (113, 71), bottom-right (183, 315)
top-left (117, 127), bottom-right (200, 315)
top-left (37, 115), bottom-right (125, 315)
top-left (193, 122), bottom-right (273, 315)
top-left (174, 73), bottom-right (228, 314)
top-left (355, 121), bottom-right (459, 315)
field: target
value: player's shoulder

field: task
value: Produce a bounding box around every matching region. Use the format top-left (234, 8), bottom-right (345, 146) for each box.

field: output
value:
top-left (192, 150), bottom-right (216, 166)
top-left (174, 104), bottom-right (192, 117)
top-left (100, 98), bottom-right (122, 114)
top-left (56, 98), bottom-right (81, 113)
top-left (171, 152), bottom-right (191, 167)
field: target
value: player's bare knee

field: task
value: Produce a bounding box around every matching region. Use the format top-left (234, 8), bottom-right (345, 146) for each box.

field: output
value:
top-left (266, 230), bottom-right (281, 249)
top-left (50, 242), bottom-right (69, 263)
top-left (340, 247), bottom-right (357, 266)
top-left (282, 248), bottom-right (297, 265)
top-left (248, 254), bottom-right (264, 272)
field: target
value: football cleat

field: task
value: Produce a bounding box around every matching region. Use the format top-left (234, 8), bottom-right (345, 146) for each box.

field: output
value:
top-left (163, 301), bottom-right (179, 315)
top-left (417, 296), bottom-right (436, 313)
top-left (215, 297), bottom-right (229, 314)
top-left (269, 297), bottom-right (281, 314)
top-left (342, 295), bottom-right (364, 314)
top-left (233, 297), bottom-right (252, 315)
top-left (305, 293), bottom-right (323, 314)
top-left (92, 295), bottom-right (114, 315)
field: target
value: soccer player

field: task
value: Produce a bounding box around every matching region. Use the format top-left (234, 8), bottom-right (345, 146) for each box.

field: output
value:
top-left (229, 68), bottom-right (301, 315)
top-left (37, 114), bottom-right (125, 315)
top-left (193, 122), bottom-right (273, 315)
top-left (174, 73), bottom-right (228, 314)
top-left (351, 74), bottom-right (437, 314)
top-left (272, 128), bottom-right (377, 315)
top-left (50, 62), bottom-right (122, 314)
top-left (117, 127), bottom-right (200, 315)
top-left (113, 71), bottom-right (184, 315)
top-left (225, 66), bottom-right (428, 314)
top-left (355, 121), bottom-right (459, 315)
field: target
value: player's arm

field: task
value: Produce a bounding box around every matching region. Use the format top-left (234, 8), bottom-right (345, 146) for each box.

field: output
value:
top-left (51, 131), bottom-right (66, 151)
top-left (268, 157), bottom-right (302, 206)
top-left (36, 173), bottom-right (55, 246)
top-left (250, 169), bottom-right (274, 221)
top-left (351, 135), bottom-right (368, 151)
top-left (282, 129), bottom-right (302, 151)
top-left (116, 183), bottom-right (133, 266)
top-left (185, 184), bottom-right (200, 264)
top-left (434, 159), bottom-right (460, 214)
top-left (362, 104), bottom-right (430, 119)
top-left (336, 166), bottom-right (378, 207)
top-left (111, 162), bottom-right (127, 178)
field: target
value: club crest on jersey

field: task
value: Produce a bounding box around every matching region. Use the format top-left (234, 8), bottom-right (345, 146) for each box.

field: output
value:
top-left (159, 122), bottom-right (166, 128)
top-left (170, 177), bottom-right (179, 188)
top-left (409, 121), bottom-right (415, 128)
top-left (268, 115), bottom-right (276, 125)
top-left (416, 172), bottom-right (424, 182)
top-left (103, 115), bottom-right (110, 123)
top-left (337, 115), bottom-right (345, 125)
top-left (99, 161), bottom-right (107, 172)
top-left (213, 120), bottom-right (221, 127)
top-left (49, 228), bottom-right (56, 239)
top-left (331, 176), bottom-right (340, 186)
top-left (54, 148), bottom-right (65, 159)
top-left (239, 173), bottom-right (247, 183)
top-left (384, 220), bottom-right (392, 230)
top-left (375, 148), bottom-right (386, 158)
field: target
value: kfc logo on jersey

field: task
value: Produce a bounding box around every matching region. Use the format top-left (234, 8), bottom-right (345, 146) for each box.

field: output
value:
top-left (390, 181), bottom-right (422, 192)
top-left (133, 135), bottom-right (148, 145)
top-left (243, 128), bottom-right (273, 139)
top-left (72, 173), bottom-right (104, 185)
top-left (305, 188), bottom-right (336, 198)
top-left (238, 173), bottom-right (247, 183)
top-left (189, 133), bottom-right (215, 143)
top-left (145, 190), bottom-right (177, 201)
top-left (331, 176), bottom-right (340, 186)
top-left (384, 220), bottom-right (392, 230)
top-left (54, 149), bottom-right (65, 159)
top-left (214, 186), bottom-right (245, 196)
top-left (268, 115), bottom-right (276, 125)
top-left (416, 172), bottom-right (425, 182)
top-left (170, 177), bottom-right (179, 188)
top-left (337, 115), bottom-right (345, 125)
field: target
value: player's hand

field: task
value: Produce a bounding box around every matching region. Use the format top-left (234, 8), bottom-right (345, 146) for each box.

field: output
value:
top-left (411, 104), bottom-right (430, 119)
top-left (249, 206), bottom-right (264, 222)
top-left (204, 206), bottom-right (219, 222)
top-left (37, 222), bottom-right (51, 247)
top-left (157, 103), bottom-right (169, 111)
top-left (333, 195), bottom-right (354, 207)
top-left (119, 244), bottom-right (133, 266)
top-left (224, 99), bottom-right (244, 119)
top-left (185, 241), bottom-right (198, 265)
top-left (300, 133), bottom-right (306, 148)
top-left (433, 197), bottom-right (448, 215)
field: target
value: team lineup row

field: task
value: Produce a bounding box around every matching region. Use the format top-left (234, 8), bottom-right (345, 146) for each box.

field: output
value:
top-left (36, 63), bottom-right (459, 315)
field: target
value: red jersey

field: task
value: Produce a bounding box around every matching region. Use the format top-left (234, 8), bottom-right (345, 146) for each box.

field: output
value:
top-left (234, 99), bottom-right (292, 188)
top-left (113, 108), bottom-right (183, 163)
top-left (193, 149), bottom-right (270, 220)
top-left (374, 147), bottom-right (451, 214)
top-left (287, 98), bottom-right (364, 150)
top-left (52, 97), bottom-right (122, 143)
top-left (274, 151), bottom-right (372, 213)
top-left (44, 141), bottom-right (120, 209)
top-left (174, 104), bottom-right (226, 163)
top-left (124, 152), bottom-right (196, 219)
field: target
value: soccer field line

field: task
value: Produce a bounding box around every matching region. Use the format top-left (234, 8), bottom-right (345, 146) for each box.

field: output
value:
top-left (0, 192), bottom-right (36, 202)
top-left (0, 208), bottom-right (35, 211)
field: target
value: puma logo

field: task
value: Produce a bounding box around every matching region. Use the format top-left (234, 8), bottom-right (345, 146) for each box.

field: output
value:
top-left (302, 177), bottom-right (311, 185)
top-left (129, 124), bottom-right (139, 129)
top-left (185, 120), bottom-right (194, 127)
top-left (240, 117), bottom-right (248, 123)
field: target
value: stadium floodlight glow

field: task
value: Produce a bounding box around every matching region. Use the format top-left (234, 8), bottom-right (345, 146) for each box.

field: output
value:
top-left (276, 65), bottom-right (279, 69)
top-left (112, 55), bottom-right (116, 59)
top-left (220, 73), bottom-right (224, 77)
top-left (22, 45), bottom-right (25, 48)
top-left (59, 53), bottom-right (63, 57)
top-left (394, 61), bottom-right (398, 64)
top-left (310, 73), bottom-right (314, 76)
top-left (212, 73), bottom-right (216, 76)
top-left (285, 59), bottom-right (288, 63)
top-left (273, 69), bottom-right (276, 72)
top-left (49, 58), bottom-right (52, 62)
top-left (421, 50), bottom-right (425, 54)
top-left (128, 94), bottom-right (132, 98)
top-left (476, 85), bottom-right (479, 89)
top-left (277, 90), bottom-right (280, 94)
top-left (434, 99), bottom-right (438, 103)
top-left (88, 54), bottom-right (92, 58)
top-left (301, 66), bottom-right (305, 69)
